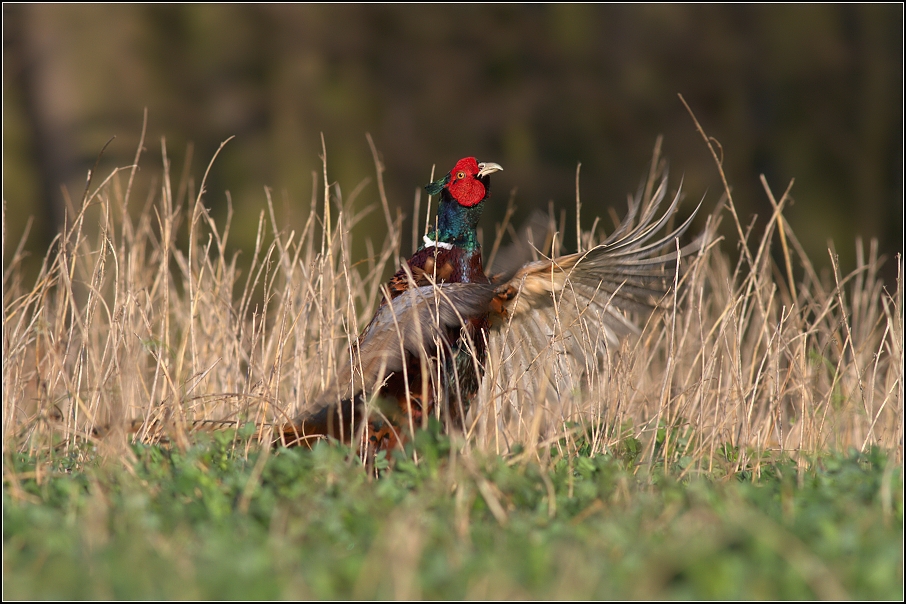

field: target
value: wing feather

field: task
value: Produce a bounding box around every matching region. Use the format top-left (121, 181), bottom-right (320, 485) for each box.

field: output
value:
top-left (484, 173), bottom-right (704, 418)
top-left (299, 282), bottom-right (497, 417)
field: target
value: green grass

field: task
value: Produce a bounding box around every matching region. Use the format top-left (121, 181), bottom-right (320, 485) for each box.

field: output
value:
top-left (3, 126), bottom-right (903, 599)
top-left (4, 430), bottom-right (902, 599)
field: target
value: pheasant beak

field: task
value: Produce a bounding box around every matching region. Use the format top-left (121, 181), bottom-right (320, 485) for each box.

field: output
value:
top-left (477, 162), bottom-right (503, 178)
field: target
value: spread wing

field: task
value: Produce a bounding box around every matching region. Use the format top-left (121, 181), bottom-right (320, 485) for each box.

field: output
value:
top-left (481, 175), bottom-right (705, 424)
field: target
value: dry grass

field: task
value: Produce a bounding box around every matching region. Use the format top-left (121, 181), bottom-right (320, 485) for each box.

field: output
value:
top-left (3, 121), bottom-right (902, 476)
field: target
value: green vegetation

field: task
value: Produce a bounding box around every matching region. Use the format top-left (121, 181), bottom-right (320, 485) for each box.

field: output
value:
top-left (4, 430), bottom-right (902, 599)
top-left (3, 125), bottom-right (902, 598)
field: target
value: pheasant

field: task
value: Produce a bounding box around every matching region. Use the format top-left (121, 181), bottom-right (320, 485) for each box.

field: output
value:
top-left (279, 156), bottom-right (703, 456)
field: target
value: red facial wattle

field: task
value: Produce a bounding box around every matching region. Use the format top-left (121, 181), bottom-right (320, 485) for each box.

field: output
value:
top-left (446, 157), bottom-right (486, 207)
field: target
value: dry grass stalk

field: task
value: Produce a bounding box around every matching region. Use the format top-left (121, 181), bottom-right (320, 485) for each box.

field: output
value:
top-left (3, 128), bottom-right (901, 476)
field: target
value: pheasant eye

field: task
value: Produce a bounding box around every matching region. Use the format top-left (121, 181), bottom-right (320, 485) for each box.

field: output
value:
top-left (457, 171), bottom-right (466, 179)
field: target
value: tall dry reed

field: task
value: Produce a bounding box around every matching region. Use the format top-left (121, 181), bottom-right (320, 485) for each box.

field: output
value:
top-left (3, 120), bottom-right (901, 475)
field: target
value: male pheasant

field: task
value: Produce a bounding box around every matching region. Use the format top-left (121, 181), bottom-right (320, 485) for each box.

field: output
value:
top-left (280, 157), bottom-right (701, 456)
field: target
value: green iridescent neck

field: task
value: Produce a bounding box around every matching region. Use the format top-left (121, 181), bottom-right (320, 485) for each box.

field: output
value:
top-left (425, 192), bottom-right (484, 251)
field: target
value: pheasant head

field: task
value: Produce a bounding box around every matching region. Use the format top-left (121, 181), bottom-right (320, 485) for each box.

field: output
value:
top-left (424, 157), bottom-right (502, 251)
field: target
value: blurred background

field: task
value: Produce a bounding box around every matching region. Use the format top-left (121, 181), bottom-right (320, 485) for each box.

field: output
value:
top-left (3, 4), bottom-right (902, 284)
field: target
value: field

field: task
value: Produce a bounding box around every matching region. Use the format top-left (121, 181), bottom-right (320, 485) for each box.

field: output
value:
top-left (3, 125), bottom-right (903, 598)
